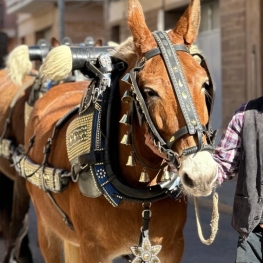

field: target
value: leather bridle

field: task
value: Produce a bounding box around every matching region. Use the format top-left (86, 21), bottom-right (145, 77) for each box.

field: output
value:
top-left (122, 31), bottom-right (217, 168)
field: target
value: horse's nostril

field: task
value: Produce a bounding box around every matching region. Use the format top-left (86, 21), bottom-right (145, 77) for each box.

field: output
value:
top-left (182, 173), bottom-right (195, 188)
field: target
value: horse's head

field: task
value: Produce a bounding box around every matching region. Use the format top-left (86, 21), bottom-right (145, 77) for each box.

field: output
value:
top-left (117, 0), bottom-right (218, 197)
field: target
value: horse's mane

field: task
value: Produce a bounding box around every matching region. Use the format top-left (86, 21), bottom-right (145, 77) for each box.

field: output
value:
top-left (112, 35), bottom-right (202, 63)
top-left (112, 36), bottom-right (135, 63)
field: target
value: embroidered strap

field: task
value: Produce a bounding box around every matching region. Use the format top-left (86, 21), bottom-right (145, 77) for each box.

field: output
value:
top-left (152, 31), bottom-right (202, 135)
top-left (14, 155), bottom-right (70, 193)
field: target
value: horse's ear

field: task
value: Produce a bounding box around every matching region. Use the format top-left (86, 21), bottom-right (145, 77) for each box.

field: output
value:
top-left (51, 37), bottom-right (60, 47)
top-left (127, 0), bottom-right (156, 57)
top-left (94, 39), bottom-right (103, 47)
top-left (169, 0), bottom-right (200, 45)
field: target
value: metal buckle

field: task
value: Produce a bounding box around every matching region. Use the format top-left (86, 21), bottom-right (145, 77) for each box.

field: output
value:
top-left (71, 163), bottom-right (80, 183)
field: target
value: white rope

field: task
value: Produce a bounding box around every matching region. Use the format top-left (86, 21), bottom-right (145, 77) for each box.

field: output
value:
top-left (193, 191), bottom-right (219, 245)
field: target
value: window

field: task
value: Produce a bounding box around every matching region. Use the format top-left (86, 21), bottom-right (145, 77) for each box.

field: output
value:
top-left (164, 1), bottom-right (219, 33)
top-left (200, 0), bottom-right (220, 32)
top-left (111, 25), bottom-right (120, 44)
top-left (164, 6), bottom-right (186, 31)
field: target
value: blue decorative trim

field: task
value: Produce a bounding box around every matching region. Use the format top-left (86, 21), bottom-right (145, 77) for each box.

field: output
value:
top-left (91, 96), bottom-right (122, 206)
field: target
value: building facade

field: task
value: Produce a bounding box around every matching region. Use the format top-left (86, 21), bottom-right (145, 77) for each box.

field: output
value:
top-left (0, 0), bottom-right (16, 67)
top-left (105, 0), bottom-right (263, 140)
top-left (5, 0), bottom-right (106, 46)
top-left (4, 0), bottom-right (263, 138)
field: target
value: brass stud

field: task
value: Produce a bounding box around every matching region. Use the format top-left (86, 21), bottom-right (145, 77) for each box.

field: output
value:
top-left (182, 91), bottom-right (187, 99)
top-left (178, 80), bottom-right (183, 87)
top-left (169, 136), bottom-right (175, 143)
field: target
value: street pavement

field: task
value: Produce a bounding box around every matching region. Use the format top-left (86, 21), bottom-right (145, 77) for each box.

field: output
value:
top-left (0, 178), bottom-right (237, 263)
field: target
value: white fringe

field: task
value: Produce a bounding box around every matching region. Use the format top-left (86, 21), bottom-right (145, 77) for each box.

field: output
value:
top-left (39, 45), bottom-right (72, 81)
top-left (6, 45), bottom-right (32, 86)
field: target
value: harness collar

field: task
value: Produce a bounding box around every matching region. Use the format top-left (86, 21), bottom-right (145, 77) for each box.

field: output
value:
top-left (17, 32), bottom-right (216, 207)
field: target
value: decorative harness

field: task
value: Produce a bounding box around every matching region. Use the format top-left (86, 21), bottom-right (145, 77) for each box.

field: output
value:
top-left (15, 31), bottom-right (216, 262)
top-left (0, 44), bottom-right (51, 162)
top-left (123, 31), bottom-right (216, 168)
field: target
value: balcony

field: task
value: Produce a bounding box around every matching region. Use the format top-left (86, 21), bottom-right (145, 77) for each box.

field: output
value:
top-left (5, 0), bottom-right (103, 15)
top-left (5, 0), bottom-right (54, 14)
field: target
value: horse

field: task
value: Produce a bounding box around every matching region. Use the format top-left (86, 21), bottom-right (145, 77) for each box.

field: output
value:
top-left (0, 36), bottom-right (110, 263)
top-left (0, 38), bottom-right (60, 263)
top-left (21, 0), bottom-right (218, 262)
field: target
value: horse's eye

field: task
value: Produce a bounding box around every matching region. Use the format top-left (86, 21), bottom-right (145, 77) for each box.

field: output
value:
top-left (202, 80), bottom-right (210, 89)
top-left (144, 88), bottom-right (158, 98)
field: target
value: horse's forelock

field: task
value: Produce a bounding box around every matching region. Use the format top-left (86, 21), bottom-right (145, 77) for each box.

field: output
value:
top-left (112, 37), bottom-right (135, 63)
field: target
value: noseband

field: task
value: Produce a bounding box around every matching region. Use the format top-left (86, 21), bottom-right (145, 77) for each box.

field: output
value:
top-left (122, 31), bottom-right (217, 168)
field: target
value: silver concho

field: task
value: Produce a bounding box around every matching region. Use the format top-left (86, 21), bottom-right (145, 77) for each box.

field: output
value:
top-left (98, 54), bottom-right (112, 69)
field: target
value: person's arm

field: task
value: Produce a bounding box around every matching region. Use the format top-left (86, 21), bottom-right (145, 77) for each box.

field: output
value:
top-left (144, 103), bottom-right (246, 182)
top-left (213, 103), bottom-right (246, 185)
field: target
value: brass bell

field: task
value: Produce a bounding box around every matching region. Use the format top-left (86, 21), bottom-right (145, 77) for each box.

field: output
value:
top-left (119, 112), bottom-right (131, 126)
top-left (126, 152), bottom-right (136, 166)
top-left (161, 170), bottom-right (171, 182)
top-left (139, 170), bottom-right (150, 183)
top-left (121, 90), bottom-right (133, 104)
top-left (120, 132), bottom-right (131, 145)
top-left (121, 73), bottom-right (132, 85)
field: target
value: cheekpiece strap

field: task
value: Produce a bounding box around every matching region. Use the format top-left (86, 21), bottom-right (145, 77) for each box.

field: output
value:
top-left (152, 31), bottom-right (203, 135)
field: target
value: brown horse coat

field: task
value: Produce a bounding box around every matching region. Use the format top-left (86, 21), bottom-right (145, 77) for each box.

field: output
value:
top-left (24, 0), bottom-right (218, 262)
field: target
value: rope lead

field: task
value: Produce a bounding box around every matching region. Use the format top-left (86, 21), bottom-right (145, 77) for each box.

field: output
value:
top-left (194, 191), bottom-right (219, 245)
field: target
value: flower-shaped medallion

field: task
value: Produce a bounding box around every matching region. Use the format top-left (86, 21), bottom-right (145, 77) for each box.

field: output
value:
top-left (130, 237), bottom-right (162, 263)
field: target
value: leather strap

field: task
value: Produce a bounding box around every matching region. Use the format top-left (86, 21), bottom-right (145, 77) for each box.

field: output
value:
top-left (152, 31), bottom-right (202, 136)
top-left (144, 44), bottom-right (189, 61)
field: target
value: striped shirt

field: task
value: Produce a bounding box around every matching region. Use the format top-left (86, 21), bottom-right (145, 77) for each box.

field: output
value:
top-left (167, 103), bottom-right (247, 185)
top-left (213, 103), bottom-right (247, 185)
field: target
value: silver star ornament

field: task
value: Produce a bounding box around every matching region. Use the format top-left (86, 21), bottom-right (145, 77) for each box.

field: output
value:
top-left (130, 237), bottom-right (162, 263)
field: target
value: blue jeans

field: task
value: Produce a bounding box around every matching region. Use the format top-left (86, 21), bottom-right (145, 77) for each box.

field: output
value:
top-left (235, 225), bottom-right (263, 263)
